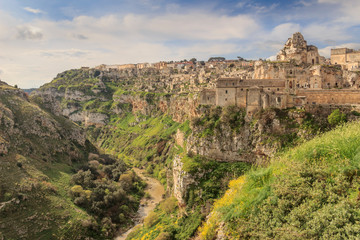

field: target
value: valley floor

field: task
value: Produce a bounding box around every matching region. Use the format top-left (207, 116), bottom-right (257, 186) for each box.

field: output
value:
top-left (116, 168), bottom-right (165, 240)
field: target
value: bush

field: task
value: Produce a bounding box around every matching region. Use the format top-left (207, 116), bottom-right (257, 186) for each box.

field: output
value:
top-left (328, 109), bottom-right (346, 125)
top-left (155, 232), bottom-right (172, 240)
top-left (144, 212), bottom-right (159, 228)
top-left (160, 197), bottom-right (178, 214)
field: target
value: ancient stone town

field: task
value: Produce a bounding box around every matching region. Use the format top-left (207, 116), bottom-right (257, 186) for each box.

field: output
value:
top-left (91, 32), bottom-right (360, 116)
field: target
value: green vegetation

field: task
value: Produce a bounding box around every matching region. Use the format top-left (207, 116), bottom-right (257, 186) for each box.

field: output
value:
top-left (0, 89), bottom-right (99, 239)
top-left (87, 113), bottom-right (191, 186)
top-left (192, 105), bottom-right (246, 137)
top-left (200, 121), bottom-right (360, 239)
top-left (69, 155), bottom-right (146, 237)
top-left (328, 109), bottom-right (347, 125)
top-left (127, 158), bottom-right (250, 240)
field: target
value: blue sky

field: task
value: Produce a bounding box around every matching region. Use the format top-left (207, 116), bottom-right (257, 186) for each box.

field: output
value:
top-left (0, 0), bottom-right (359, 88)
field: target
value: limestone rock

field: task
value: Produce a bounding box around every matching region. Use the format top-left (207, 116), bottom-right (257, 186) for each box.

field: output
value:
top-left (172, 155), bottom-right (194, 205)
top-left (277, 32), bottom-right (323, 65)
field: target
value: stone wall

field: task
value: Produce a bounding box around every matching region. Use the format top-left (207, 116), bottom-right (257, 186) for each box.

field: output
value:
top-left (298, 89), bottom-right (360, 105)
top-left (331, 48), bottom-right (360, 67)
top-left (200, 89), bottom-right (216, 105)
top-left (216, 87), bottom-right (237, 106)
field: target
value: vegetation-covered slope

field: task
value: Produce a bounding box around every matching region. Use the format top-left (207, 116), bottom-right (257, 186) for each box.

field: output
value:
top-left (0, 82), bottom-right (144, 239)
top-left (200, 121), bottom-right (360, 239)
top-left (31, 68), bottom-right (347, 240)
top-left (0, 82), bottom-right (95, 239)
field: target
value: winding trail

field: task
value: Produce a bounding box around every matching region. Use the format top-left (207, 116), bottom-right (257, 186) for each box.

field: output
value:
top-left (115, 168), bottom-right (165, 240)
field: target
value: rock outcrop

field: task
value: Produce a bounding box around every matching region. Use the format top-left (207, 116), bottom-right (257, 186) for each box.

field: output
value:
top-left (277, 32), bottom-right (324, 65)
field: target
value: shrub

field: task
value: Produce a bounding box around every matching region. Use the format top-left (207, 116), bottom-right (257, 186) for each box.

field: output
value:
top-left (155, 232), bottom-right (172, 240)
top-left (160, 197), bottom-right (178, 214)
top-left (328, 109), bottom-right (346, 125)
top-left (144, 212), bottom-right (159, 228)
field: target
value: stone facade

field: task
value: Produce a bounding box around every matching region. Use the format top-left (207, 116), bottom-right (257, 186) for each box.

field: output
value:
top-left (331, 48), bottom-right (360, 70)
top-left (200, 78), bottom-right (289, 115)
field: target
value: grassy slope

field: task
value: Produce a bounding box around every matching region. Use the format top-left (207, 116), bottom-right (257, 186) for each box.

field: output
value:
top-left (0, 87), bottom-right (96, 239)
top-left (200, 120), bottom-right (360, 239)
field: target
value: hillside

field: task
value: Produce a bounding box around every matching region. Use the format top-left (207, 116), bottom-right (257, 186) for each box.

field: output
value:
top-left (200, 121), bottom-right (360, 239)
top-left (0, 81), bottom-right (145, 239)
top-left (29, 65), bottom-right (348, 240)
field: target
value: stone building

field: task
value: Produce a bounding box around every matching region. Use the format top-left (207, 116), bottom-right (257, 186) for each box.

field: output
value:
top-left (331, 48), bottom-right (360, 70)
top-left (277, 32), bottom-right (324, 65)
top-left (200, 78), bottom-right (289, 115)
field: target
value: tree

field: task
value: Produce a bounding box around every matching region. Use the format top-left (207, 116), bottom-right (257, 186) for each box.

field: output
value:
top-left (328, 109), bottom-right (347, 125)
top-left (237, 56), bottom-right (245, 61)
top-left (190, 58), bottom-right (197, 64)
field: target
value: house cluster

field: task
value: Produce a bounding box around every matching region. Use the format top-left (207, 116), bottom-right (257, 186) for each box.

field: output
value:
top-left (95, 58), bottom-right (253, 74)
top-left (201, 32), bottom-right (360, 115)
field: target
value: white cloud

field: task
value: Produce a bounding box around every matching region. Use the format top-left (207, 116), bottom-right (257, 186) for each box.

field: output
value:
top-left (270, 23), bottom-right (301, 41)
top-left (302, 24), bottom-right (351, 42)
top-left (296, 0), bottom-right (314, 7)
top-left (24, 7), bottom-right (44, 14)
top-left (16, 26), bottom-right (43, 40)
top-left (0, 10), bottom-right (261, 88)
top-left (317, 0), bottom-right (338, 4)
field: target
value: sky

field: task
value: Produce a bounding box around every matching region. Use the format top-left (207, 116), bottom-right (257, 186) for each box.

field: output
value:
top-left (0, 0), bottom-right (360, 88)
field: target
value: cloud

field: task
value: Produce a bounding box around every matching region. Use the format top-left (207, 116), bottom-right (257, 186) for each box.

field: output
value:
top-left (270, 23), bottom-right (301, 41)
top-left (40, 49), bottom-right (90, 58)
top-left (73, 34), bottom-right (88, 40)
top-left (0, 1), bottom-right (359, 88)
top-left (24, 7), bottom-right (44, 14)
top-left (296, 0), bottom-right (314, 7)
top-left (317, 0), bottom-right (338, 3)
top-left (17, 26), bottom-right (43, 40)
top-left (302, 24), bottom-right (351, 42)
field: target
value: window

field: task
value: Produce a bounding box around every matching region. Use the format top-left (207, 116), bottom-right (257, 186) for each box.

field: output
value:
top-left (232, 82), bottom-right (235, 86)
top-left (225, 90), bottom-right (228, 94)
top-left (277, 88), bottom-right (279, 91)
top-left (208, 97), bottom-right (210, 100)
top-left (277, 97), bottom-right (281, 103)
top-left (241, 88), bottom-right (243, 91)
top-left (225, 98), bottom-right (227, 101)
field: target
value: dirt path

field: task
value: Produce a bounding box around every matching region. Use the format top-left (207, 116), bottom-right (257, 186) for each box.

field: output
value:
top-left (115, 168), bottom-right (165, 240)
